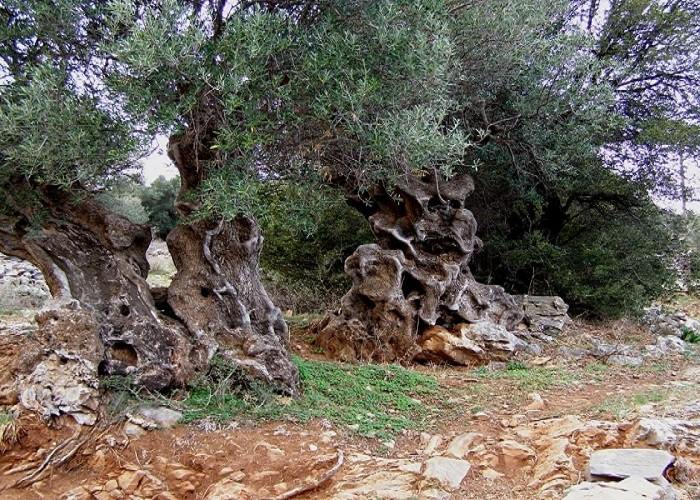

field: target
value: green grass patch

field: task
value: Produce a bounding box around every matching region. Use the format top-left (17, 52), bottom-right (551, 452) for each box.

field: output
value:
top-left (182, 356), bottom-right (439, 439)
top-left (681, 326), bottom-right (700, 344)
top-left (585, 361), bottom-right (609, 374)
top-left (471, 363), bottom-right (576, 391)
top-left (0, 411), bottom-right (12, 426)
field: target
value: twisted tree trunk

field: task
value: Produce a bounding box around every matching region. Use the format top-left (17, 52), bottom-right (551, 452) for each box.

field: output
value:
top-left (0, 186), bottom-right (198, 390)
top-left (165, 131), bottom-right (299, 395)
top-left (315, 173), bottom-right (524, 362)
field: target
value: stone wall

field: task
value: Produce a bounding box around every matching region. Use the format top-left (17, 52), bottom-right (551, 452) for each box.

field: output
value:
top-left (0, 253), bottom-right (50, 311)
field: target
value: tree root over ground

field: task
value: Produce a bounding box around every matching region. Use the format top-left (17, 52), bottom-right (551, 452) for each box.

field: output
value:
top-left (264, 449), bottom-right (344, 500)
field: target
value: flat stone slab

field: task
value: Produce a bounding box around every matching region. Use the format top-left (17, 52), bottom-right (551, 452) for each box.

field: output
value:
top-left (589, 449), bottom-right (674, 480)
top-left (423, 457), bottom-right (471, 489)
top-left (564, 476), bottom-right (668, 499)
top-left (136, 406), bottom-right (183, 428)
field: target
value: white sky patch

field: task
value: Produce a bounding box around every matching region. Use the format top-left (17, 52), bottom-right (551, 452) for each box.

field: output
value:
top-left (141, 134), bottom-right (178, 185)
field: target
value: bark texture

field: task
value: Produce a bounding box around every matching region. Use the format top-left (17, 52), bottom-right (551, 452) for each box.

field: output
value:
top-left (0, 187), bottom-right (197, 390)
top-left (166, 130), bottom-right (299, 395)
top-left (167, 217), bottom-right (299, 394)
top-left (315, 173), bottom-right (524, 362)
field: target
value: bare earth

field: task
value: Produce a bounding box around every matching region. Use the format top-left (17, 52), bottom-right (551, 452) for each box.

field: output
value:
top-left (1, 306), bottom-right (699, 499)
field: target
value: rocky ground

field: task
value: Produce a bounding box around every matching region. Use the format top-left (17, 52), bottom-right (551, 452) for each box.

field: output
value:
top-left (1, 251), bottom-right (699, 499)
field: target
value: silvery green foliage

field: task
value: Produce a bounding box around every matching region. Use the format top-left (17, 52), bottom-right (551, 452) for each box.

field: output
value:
top-left (0, 0), bottom-right (143, 203)
top-left (107, 0), bottom-right (470, 219)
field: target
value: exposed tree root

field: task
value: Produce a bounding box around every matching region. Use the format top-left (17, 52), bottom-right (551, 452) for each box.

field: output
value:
top-left (264, 449), bottom-right (344, 500)
top-left (12, 424), bottom-right (107, 489)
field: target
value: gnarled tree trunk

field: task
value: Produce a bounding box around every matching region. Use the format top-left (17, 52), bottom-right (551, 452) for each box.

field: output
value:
top-left (0, 186), bottom-right (198, 391)
top-left (315, 173), bottom-right (524, 362)
top-left (166, 130), bottom-right (299, 395)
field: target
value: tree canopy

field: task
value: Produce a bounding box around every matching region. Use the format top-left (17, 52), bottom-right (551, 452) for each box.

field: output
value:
top-left (1, 0), bottom-right (699, 323)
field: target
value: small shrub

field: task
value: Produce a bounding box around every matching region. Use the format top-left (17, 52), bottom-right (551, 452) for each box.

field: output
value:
top-left (681, 326), bottom-right (700, 343)
top-left (0, 411), bottom-right (22, 452)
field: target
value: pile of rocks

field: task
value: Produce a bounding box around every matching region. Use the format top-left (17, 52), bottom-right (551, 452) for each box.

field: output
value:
top-left (414, 295), bottom-right (571, 367)
top-left (0, 253), bottom-right (49, 310)
top-left (643, 306), bottom-right (700, 338)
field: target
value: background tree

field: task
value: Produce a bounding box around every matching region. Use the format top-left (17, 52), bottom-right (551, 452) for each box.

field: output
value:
top-left (139, 175), bottom-right (180, 238)
top-left (444, 0), bottom-right (700, 317)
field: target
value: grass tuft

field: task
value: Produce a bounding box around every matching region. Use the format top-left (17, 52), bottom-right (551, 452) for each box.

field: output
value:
top-left (0, 411), bottom-right (21, 453)
top-left (681, 326), bottom-right (700, 344)
top-left (182, 356), bottom-right (439, 439)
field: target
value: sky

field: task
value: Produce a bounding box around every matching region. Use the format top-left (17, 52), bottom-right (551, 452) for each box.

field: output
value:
top-left (141, 135), bottom-right (179, 184)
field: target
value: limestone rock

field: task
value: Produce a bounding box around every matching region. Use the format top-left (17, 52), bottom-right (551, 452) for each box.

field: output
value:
top-left (422, 434), bottom-right (444, 455)
top-left (117, 470), bottom-right (145, 495)
top-left (206, 478), bottom-right (249, 499)
top-left (482, 468), bottom-right (504, 481)
top-left (526, 392), bottom-right (546, 411)
top-left (564, 476), bottom-right (671, 499)
top-left (607, 354), bottom-right (643, 367)
top-left (19, 352), bottom-right (100, 425)
top-left (123, 422), bottom-right (146, 438)
top-left (331, 471), bottom-right (418, 499)
top-left (417, 322), bottom-right (524, 366)
top-left (0, 254), bottom-right (50, 310)
top-left (643, 306), bottom-right (700, 338)
top-left (633, 418), bottom-right (700, 450)
top-left (497, 440), bottom-right (536, 471)
top-left (446, 432), bottom-right (483, 458)
top-left (588, 449), bottom-right (675, 481)
top-left (133, 406), bottom-right (183, 429)
top-left (515, 295), bottom-right (570, 335)
top-left (644, 336), bottom-right (687, 357)
top-left (423, 457), bottom-right (471, 489)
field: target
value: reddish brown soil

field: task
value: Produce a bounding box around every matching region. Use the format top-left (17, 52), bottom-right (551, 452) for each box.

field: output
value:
top-left (0, 315), bottom-right (697, 499)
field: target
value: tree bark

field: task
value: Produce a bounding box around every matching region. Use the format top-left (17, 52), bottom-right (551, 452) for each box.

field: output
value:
top-left (166, 130), bottom-right (299, 395)
top-left (0, 186), bottom-right (198, 390)
top-left (166, 217), bottom-right (299, 394)
top-left (315, 173), bottom-right (524, 362)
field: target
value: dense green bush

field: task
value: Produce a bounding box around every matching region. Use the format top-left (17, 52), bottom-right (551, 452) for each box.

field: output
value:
top-left (470, 192), bottom-right (678, 318)
top-left (139, 176), bottom-right (179, 238)
top-left (257, 182), bottom-right (372, 312)
top-left (97, 180), bottom-right (148, 224)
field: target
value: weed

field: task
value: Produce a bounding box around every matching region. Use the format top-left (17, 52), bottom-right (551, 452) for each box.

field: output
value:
top-left (631, 390), bottom-right (665, 405)
top-left (640, 361), bottom-right (670, 374)
top-left (681, 326), bottom-right (700, 344)
top-left (594, 389), bottom-right (667, 419)
top-left (182, 356), bottom-right (439, 439)
top-left (585, 362), bottom-right (609, 374)
top-left (506, 361), bottom-right (527, 371)
top-left (0, 411), bottom-right (21, 453)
